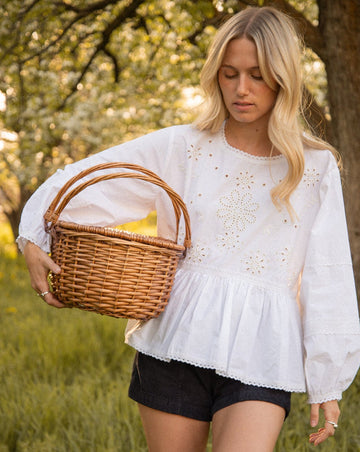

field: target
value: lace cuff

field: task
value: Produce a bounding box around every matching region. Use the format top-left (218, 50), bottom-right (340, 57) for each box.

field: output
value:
top-left (307, 391), bottom-right (342, 405)
top-left (16, 234), bottom-right (51, 254)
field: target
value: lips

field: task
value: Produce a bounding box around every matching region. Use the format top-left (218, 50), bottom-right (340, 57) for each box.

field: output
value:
top-left (233, 101), bottom-right (254, 111)
top-left (234, 102), bottom-right (253, 107)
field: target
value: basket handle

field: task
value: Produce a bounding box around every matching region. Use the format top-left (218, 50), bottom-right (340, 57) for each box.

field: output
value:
top-left (43, 162), bottom-right (185, 230)
top-left (44, 162), bottom-right (191, 249)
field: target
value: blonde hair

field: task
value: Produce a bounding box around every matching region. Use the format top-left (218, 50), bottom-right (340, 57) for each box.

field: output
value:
top-left (195, 6), bottom-right (340, 217)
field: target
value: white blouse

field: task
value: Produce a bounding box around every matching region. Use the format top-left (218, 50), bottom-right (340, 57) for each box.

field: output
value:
top-left (18, 124), bottom-right (360, 404)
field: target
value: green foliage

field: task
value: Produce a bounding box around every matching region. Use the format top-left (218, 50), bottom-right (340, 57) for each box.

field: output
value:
top-left (288, 0), bottom-right (319, 24)
top-left (0, 0), bottom-right (217, 181)
top-left (0, 0), bottom-right (225, 240)
top-left (0, 0), bottom-right (329, 242)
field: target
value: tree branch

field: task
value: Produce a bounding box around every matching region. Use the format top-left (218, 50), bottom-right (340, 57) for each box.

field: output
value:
top-left (0, 0), bottom-right (42, 63)
top-left (54, 0), bottom-right (120, 14)
top-left (57, 0), bottom-right (145, 109)
top-left (19, 15), bottom-right (85, 64)
top-left (0, 186), bottom-right (18, 212)
top-left (262, 0), bottom-right (324, 59)
top-left (16, 61), bottom-right (26, 133)
top-left (184, 10), bottom-right (229, 45)
top-left (103, 48), bottom-right (121, 82)
top-left (19, 0), bottom-right (122, 64)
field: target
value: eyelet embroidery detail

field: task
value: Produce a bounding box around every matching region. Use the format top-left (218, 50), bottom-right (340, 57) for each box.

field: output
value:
top-left (243, 251), bottom-right (267, 275)
top-left (303, 168), bottom-right (320, 187)
top-left (216, 232), bottom-right (244, 250)
top-left (278, 247), bottom-right (290, 265)
top-left (186, 244), bottom-right (209, 263)
top-left (187, 144), bottom-right (202, 160)
top-left (236, 171), bottom-right (255, 190)
top-left (217, 190), bottom-right (259, 232)
top-left (237, 246), bottom-right (298, 286)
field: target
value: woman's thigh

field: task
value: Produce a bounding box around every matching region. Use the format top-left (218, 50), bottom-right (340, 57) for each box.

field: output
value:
top-left (212, 400), bottom-right (285, 452)
top-left (138, 403), bottom-right (210, 452)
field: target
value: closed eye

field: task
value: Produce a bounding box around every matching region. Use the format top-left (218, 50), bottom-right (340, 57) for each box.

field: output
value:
top-left (224, 73), bottom-right (238, 79)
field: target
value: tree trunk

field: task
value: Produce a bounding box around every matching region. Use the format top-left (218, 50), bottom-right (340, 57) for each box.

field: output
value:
top-left (3, 186), bottom-right (32, 254)
top-left (4, 210), bottom-right (20, 254)
top-left (318, 0), bottom-right (360, 301)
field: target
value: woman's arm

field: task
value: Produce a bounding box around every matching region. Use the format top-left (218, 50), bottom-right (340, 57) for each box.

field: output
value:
top-left (17, 126), bottom-right (181, 254)
top-left (299, 154), bottom-right (359, 444)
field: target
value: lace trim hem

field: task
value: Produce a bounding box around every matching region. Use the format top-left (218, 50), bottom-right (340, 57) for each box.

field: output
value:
top-left (128, 343), bottom-right (306, 394)
top-left (305, 330), bottom-right (360, 337)
top-left (307, 393), bottom-right (342, 404)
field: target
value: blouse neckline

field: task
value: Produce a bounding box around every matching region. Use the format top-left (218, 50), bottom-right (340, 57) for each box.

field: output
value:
top-left (221, 122), bottom-right (284, 162)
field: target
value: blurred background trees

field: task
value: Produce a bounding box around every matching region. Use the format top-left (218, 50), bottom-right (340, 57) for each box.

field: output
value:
top-left (1, 0), bottom-right (359, 296)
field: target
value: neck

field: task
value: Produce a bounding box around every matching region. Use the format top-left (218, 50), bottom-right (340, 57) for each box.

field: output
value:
top-left (225, 118), bottom-right (277, 157)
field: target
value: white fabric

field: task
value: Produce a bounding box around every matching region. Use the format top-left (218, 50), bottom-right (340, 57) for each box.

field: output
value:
top-left (18, 123), bottom-right (360, 404)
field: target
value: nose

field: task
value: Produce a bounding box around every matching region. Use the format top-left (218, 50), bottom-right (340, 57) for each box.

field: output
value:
top-left (236, 74), bottom-right (250, 96)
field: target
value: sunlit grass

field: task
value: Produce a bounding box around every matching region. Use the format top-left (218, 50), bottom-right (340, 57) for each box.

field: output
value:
top-left (0, 218), bottom-right (359, 451)
top-left (0, 252), bottom-right (147, 452)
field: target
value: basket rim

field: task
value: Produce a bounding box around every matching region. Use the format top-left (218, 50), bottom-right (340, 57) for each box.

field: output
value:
top-left (54, 220), bottom-right (186, 252)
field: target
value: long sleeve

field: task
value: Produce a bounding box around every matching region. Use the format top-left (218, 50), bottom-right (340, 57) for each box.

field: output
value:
top-left (17, 127), bottom-right (185, 253)
top-left (299, 157), bottom-right (360, 404)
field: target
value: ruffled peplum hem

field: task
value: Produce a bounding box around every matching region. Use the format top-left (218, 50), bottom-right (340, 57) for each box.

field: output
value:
top-left (126, 267), bottom-right (307, 393)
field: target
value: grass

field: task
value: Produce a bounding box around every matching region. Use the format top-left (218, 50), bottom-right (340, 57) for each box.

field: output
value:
top-left (0, 221), bottom-right (359, 451)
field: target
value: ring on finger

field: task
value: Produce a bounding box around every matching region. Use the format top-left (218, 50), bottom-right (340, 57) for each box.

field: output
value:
top-left (326, 420), bottom-right (338, 429)
top-left (37, 291), bottom-right (50, 298)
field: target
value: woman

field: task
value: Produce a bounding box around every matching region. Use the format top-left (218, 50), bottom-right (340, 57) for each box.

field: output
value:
top-left (19, 7), bottom-right (359, 451)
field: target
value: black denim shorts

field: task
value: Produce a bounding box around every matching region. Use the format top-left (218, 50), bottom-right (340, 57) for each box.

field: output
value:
top-left (128, 352), bottom-right (291, 422)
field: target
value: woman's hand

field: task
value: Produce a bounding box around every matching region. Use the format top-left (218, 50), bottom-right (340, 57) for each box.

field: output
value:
top-left (23, 241), bottom-right (65, 308)
top-left (309, 400), bottom-right (340, 446)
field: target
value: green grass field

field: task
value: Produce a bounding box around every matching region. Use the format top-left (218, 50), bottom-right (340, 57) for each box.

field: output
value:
top-left (0, 221), bottom-right (359, 451)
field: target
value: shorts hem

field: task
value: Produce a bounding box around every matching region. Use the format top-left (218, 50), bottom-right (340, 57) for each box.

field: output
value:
top-left (212, 392), bottom-right (291, 419)
top-left (128, 387), bottom-right (211, 422)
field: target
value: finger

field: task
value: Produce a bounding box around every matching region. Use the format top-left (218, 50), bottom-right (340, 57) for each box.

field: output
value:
top-left (309, 421), bottom-right (337, 446)
top-left (43, 292), bottom-right (66, 308)
top-left (23, 240), bottom-right (60, 273)
top-left (44, 253), bottom-right (61, 274)
top-left (309, 428), bottom-right (330, 446)
top-left (310, 403), bottom-right (320, 427)
top-left (31, 267), bottom-right (53, 291)
top-left (38, 290), bottom-right (66, 308)
top-left (24, 242), bottom-right (61, 291)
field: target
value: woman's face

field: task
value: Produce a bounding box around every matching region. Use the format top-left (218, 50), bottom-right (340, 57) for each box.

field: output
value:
top-left (218, 38), bottom-right (278, 129)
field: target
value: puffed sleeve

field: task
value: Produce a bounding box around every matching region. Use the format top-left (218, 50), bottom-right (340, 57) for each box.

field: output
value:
top-left (17, 126), bottom-right (185, 253)
top-left (299, 156), bottom-right (360, 404)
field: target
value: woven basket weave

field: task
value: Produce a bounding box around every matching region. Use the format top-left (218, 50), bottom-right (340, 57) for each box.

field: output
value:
top-left (43, 162), bottom-right (191, 320)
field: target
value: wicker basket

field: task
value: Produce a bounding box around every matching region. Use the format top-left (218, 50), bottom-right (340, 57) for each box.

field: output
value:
top-left (43, 162), bottom-right (191, 320)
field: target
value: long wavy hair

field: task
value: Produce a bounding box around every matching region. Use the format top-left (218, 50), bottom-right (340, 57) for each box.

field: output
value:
top-left (195, 6), bottom-right (339, 217)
